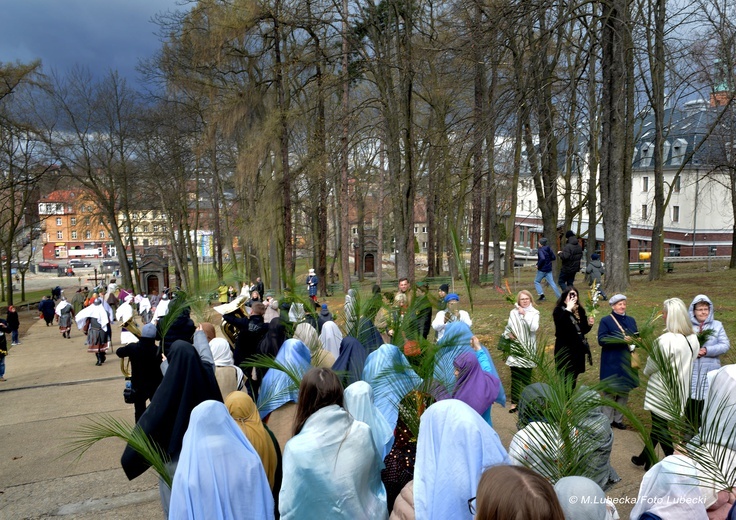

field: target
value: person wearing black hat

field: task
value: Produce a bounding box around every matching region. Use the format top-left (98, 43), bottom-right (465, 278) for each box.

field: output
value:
top-left (558, 231), bottom-right (583, 291)
top-left (534, 238), bottom-right (561, 302)
top-left (438, 284), bottom-right (450, 310)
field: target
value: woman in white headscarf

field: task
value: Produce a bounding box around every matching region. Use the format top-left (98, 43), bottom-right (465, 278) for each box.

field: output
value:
top-left (554, 476), bottom-right (618, 520)
top-left (294, 322), bottom-right (321, 353)
top-left (55, 296), bottom-right (74, 339)
top-left (319, 321), bottom-right (343, 359)
top-left (344, 380), bottom-right (394, 460)
top-left (630, 454), bottom-right (714, 520)
top-left (169, 400), bottom-right (275, 520)
top-left (280, 368), bottom-right (388, 520)
top-left (209, 337), bottom-right (245, 398)
top-left (390, 399), bottom-right (511, 520)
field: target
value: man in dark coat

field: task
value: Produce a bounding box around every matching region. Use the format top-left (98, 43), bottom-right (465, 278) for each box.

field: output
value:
top-left (223, 302), bottom-right (268, 397)
top-left (253, 277), bottom-right (265, 300)
top-left (558, 230), bottom-right (583, 291)
top-left (38, 296), bottom-right (55, 326)
top-left (116, 323), bottom-right (163, 422)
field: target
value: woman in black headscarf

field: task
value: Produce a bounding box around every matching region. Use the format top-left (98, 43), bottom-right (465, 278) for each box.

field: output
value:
top-left (120, 334), bottom-right (222, 516)
top-left (258, 317), bottom-right (288, 360)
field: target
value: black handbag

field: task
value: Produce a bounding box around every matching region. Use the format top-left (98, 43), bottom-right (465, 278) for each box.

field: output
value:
top-left (570, 314), bottom-right (593, 366)
top-left (123, 378), bottom-right (136, 404)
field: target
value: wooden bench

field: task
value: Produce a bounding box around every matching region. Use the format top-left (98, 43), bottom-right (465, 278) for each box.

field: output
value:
top-left (629, 262), bottom-right (675, 274)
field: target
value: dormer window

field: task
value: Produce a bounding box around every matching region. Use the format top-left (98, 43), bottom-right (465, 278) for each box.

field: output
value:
top-left (640, 143), bottom-right (654, 167)
top-left (671, 138), bottom-right (687, 166)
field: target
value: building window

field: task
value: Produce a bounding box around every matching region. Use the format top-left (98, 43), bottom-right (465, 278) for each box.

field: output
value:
top-left (672, 205), bottom-right (680, 223)
top-left (143, 226), bottom-right (149, 233)
top-left (85, 217), bottom-right (90, 225)
top-left (56, 217), bottom-right (62, 226)
top-left (162, 225), bottom-right (167, 232)
top-left (414, 226), bottom-right (418, 233)
top-left (642, 176), bottom-right (649, 191)
top-left (71, 231), bottom-right (77, 239)
top-left (671, 138), bottom-right (687, 166)
top-left (422, 241), bottom-right (427, 249)
top-left (641, 205), bottom-right (648, 220)
top-left (153, 225), bottom-right (159, 232)
top-left (70, 217), bottom-right (76, 226)
top-left (640, 144), bottom-right (654, 167)
top-left (56, 231), bottom-right (63, 240)
top-left (134, 226), bottom-right (140, 233)
top-left (99, 231), bottom-right (105, 239)
top-left (55, 203), bottom-right (63, 212)
top-left (85, 230), bottom-right (91, 239)
top-left (673, 176), bottom-right (681, 192)
top-left (422, 227), bottom-right (427, 233)
top-left (669, 244), bottom-right (681, 256)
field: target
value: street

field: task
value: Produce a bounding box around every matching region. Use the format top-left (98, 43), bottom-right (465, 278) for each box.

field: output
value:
top-left (0, 312), bottom-right (161, 519)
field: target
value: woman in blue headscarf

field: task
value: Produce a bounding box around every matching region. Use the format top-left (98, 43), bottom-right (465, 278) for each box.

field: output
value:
top-left (257, 339), bottom-right (312, 419)
top-left (169, 400), bottom-right (274, 519)
top-left (390, 399), bottom-right (511, 520)
top-left (257, 338), bottom-right (312, 451)
top-left (362, 344), bottom-right (422, 432)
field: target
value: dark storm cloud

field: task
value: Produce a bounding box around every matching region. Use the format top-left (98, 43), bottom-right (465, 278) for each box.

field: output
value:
top-left (0, 0), bottom-right (180, 87)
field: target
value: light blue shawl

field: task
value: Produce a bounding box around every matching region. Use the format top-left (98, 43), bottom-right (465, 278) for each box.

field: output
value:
top-left (344, 380), bottom-right (395, 460)
top-left (362, 344), bottom-right (422, 432)
top-left (279, 404), bottom-right (388, 519)
top-left (433, 321), bottom-right (507, 408)
top-left (413, 399), bottom-right (511, 520)
top-left (257, 339), bottom-right (312, 419)
top-left (169, 400), bottom-right (274, 520)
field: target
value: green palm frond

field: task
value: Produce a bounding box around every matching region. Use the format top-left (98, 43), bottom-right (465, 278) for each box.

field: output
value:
top-left (512, 348), bottom-right (652, 485)
top-left (450, 227), bottom-right (473, 312)
top-left (63, 414), bottom-right (172, 487)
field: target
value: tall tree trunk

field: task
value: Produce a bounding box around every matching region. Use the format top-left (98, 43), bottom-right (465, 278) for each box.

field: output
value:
top-left (649, 0), bottom-right (666, 280)
top-left (469, 1), bottom-right (485, 286)
top-left (600, 0), bottom-right (634, 293)
top-left (340, 0), bottom-right (351, 293)
top-left (587, 23), bottom-right (600, 259)
top-left (274, 1), bottom-right (293, 282)
top-left (377, 142), bottom-right (385, 286)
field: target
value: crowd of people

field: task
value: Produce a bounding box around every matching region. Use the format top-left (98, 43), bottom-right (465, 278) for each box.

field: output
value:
top-left (4, 248), bottom-right (735, 519)
top-left (93, 263), bottom-right (733, 519)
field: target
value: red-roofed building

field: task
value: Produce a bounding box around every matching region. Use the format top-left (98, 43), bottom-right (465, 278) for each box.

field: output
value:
top-left (38, 190), bottom-right (115, 260)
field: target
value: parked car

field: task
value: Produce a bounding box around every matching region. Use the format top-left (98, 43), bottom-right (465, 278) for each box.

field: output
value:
top-left (69, 259), bottom-right (93, 268)
top-left (38, 261), bottom-right (60, 272)
top-left (101, 260), bottom-right (120, 274)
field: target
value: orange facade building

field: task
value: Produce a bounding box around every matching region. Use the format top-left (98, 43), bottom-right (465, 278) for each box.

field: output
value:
top-left (39, 190), bottom-right (115, 260)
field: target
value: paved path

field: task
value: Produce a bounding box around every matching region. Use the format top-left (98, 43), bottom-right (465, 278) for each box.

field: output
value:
top-left (0, 315), bottom-right (647, 519)
top-left (0, 315), bottom-right (161, 519)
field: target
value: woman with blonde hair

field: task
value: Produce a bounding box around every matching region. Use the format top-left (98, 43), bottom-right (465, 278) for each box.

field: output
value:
top-left (503, 290), bottom-right (540, 413)
top-left (632, 297), bottom-right (698, 470)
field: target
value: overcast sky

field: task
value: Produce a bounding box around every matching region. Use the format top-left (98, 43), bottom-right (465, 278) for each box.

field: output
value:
top-left (0, 0), bottom-right (183, 88)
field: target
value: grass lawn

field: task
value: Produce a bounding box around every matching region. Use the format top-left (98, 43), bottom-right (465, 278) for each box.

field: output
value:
top-left (318, 259), bottom-right (736, 426)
